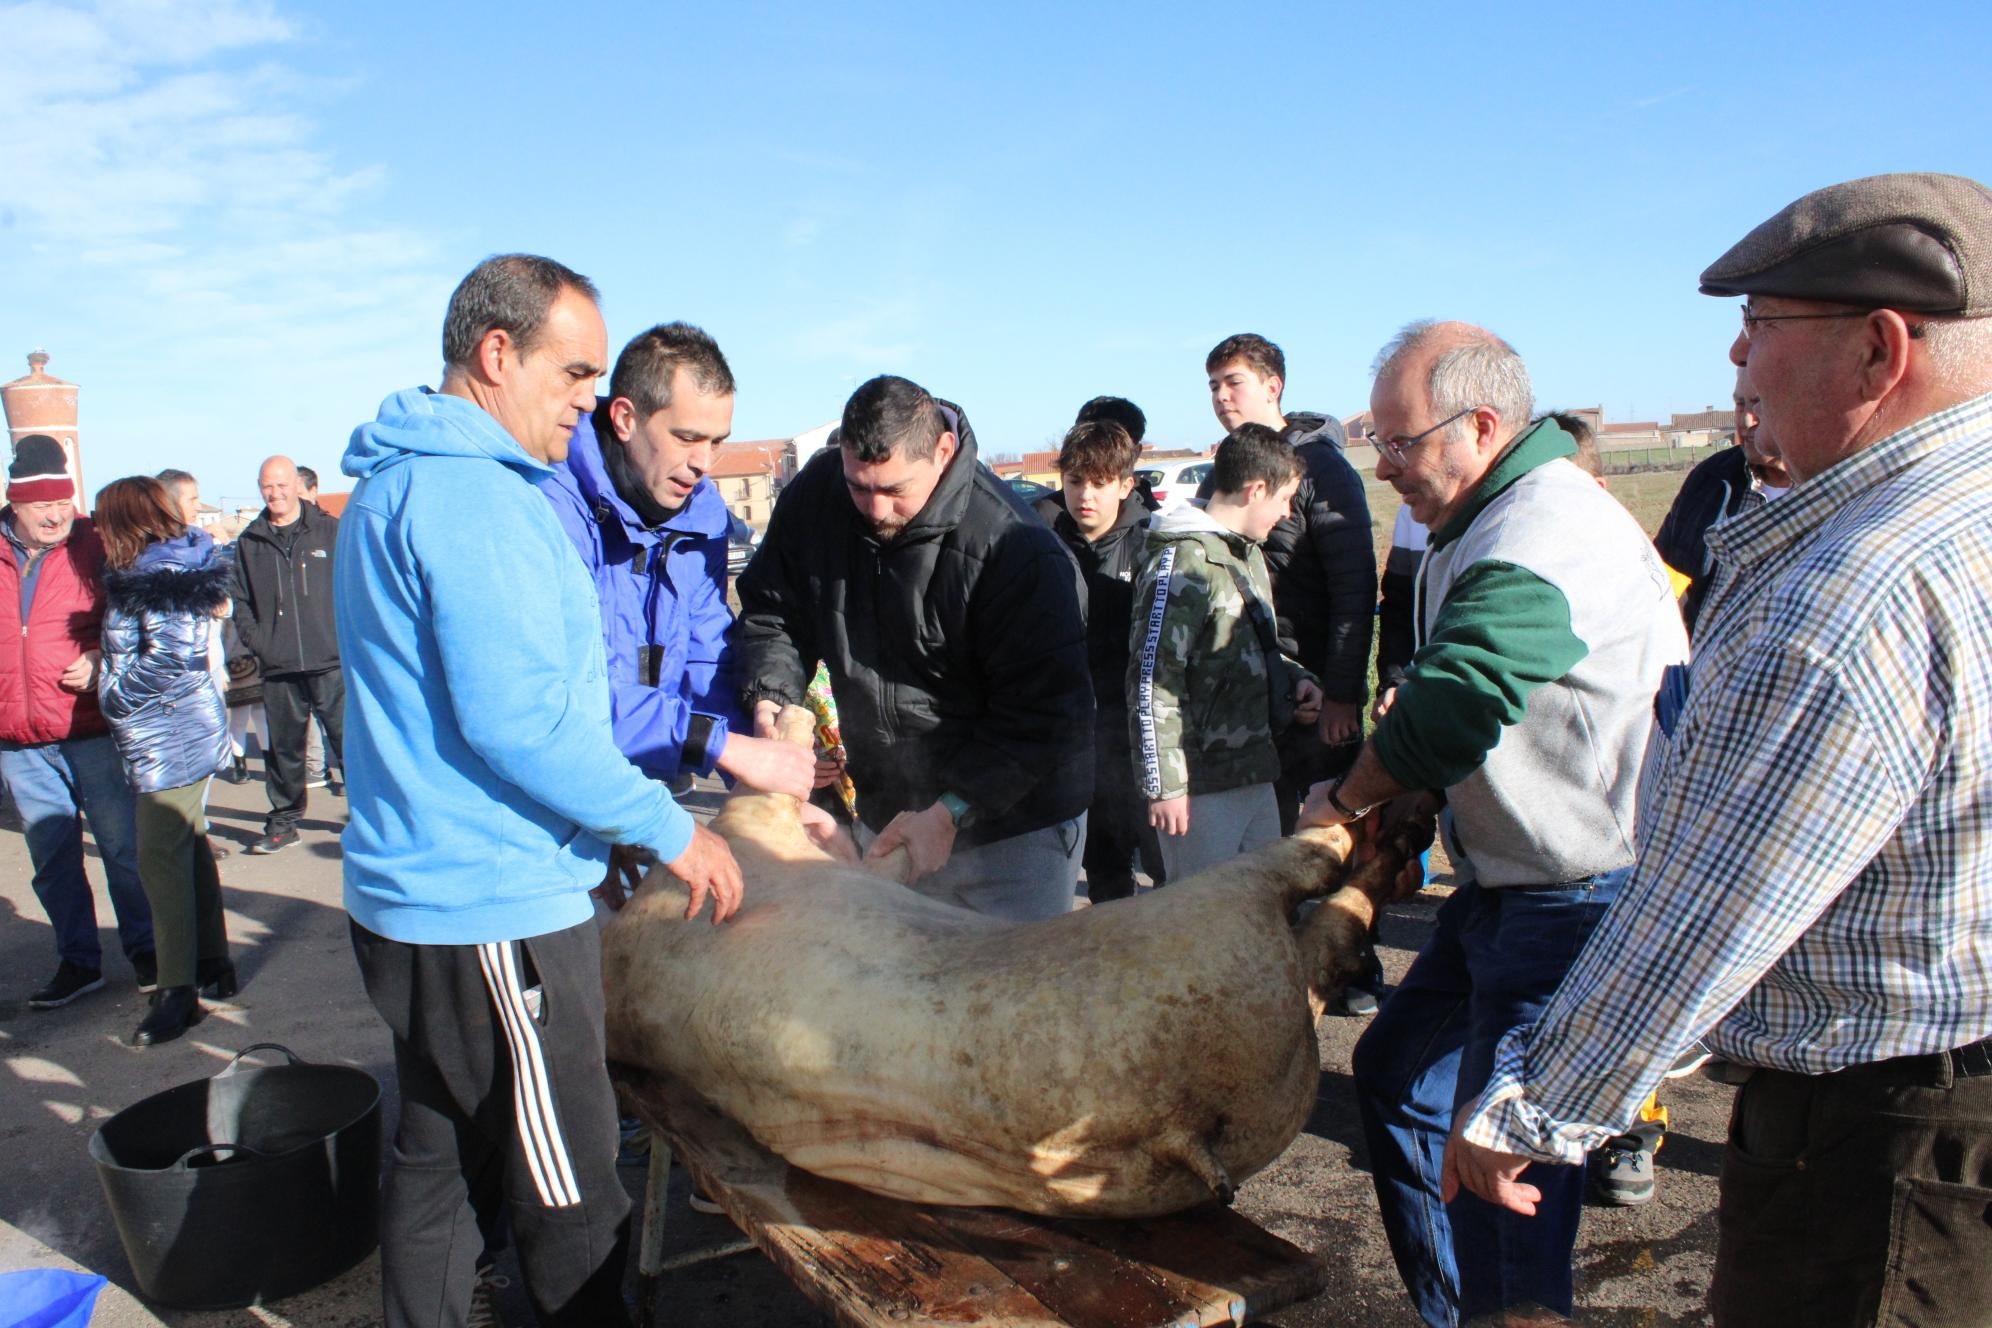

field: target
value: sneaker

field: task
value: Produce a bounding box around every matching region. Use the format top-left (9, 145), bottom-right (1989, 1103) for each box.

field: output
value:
top-left (1338, 986), bottom-right (1380, 1017)
top-left (132, 952), bottom-right (158, 993)
top-left (304, 774), bottom-right (327, 789)
top-left (29, 961), bottom-right (105, 1009)
top-left (1587, 1135), bottom-right (1656, 1206)
top-left (245, 827), bottom-right (300, 855)
top-left (687, 1183), bottom-right (724, 1215)
top-left (1663, 1045), bottom-right (1714, 1080)
top-left (326, 771), bottom-right (345, 798)
top-left (466, 1265), bottom-right (510, 1328)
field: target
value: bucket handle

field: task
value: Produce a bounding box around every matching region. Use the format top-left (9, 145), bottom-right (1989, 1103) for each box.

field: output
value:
top-left (218, 1042), bottom-right (305, 1076)
top-left (174, 1142), bottom-right (269, 1169)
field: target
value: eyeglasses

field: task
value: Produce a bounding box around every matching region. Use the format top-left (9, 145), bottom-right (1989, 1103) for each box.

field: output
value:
top-left (1365, 405), bottom-right (1482, 466)
top-left (1738, 305), bottom-right (1875, 339)
top-left (1738, 304), bottom-right (1929, 341)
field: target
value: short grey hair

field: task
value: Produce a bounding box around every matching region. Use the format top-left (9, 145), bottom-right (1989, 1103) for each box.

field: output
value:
top-left (1919, 314), bottom-right (1992, 394)
top-left (442, 254), bottom-right (600, 374)
top-left (1372, 320), bottom-right (1535, 442)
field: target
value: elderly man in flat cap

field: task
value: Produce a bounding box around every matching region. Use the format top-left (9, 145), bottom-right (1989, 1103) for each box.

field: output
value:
top-left (1443, 171), bottom-right (1992, 1325)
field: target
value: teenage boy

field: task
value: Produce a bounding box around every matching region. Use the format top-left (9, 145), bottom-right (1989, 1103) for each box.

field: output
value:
top-left (1035, 417), bottom-right (1157, 901)
top-left (1130, 424), bottom-right (1322, 880)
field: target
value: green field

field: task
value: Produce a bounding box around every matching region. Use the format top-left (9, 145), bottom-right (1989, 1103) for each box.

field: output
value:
top-left (1360, 465), bottom-right (1690, 569)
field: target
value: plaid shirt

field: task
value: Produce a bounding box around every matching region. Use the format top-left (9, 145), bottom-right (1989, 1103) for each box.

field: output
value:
top-left (1466, 391), bottom-right (1992, 1166)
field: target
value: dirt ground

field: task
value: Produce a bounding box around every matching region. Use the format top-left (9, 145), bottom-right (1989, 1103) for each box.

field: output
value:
top-left (0, 770), bottom-right (1729, 1327)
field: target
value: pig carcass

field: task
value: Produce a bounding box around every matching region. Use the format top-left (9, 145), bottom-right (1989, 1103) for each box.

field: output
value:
top-left (601, 713), bottom-right (1429, 1220)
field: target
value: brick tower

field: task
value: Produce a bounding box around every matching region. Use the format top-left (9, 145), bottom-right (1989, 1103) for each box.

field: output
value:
top-left (2, 350), bottom-right (84, 503)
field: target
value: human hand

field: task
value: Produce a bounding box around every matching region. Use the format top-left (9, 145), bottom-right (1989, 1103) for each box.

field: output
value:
top-left (1148, 795), bottom-right (1190, 837)
top-left (1297, 779), bottom-right (1360, 829)
top-left (1317, 698), bottom-right (1361, 745)
top-left (752, 699), bottom-right (783, 740)
top-left (813, 748), bottom-right (846, 791)
top-left (1440, 1105), bottom-right (1543, 1215)
top-left (866, 801), bottom-right (957, 879)
top-left (715, 733), bottom-right (815, 799)
top-left (664, 824), bottom-right (745, 923)
top-left (1371, 686), bottom-right (1398, 723)
top-left (1292, 678), bottom-right (1323, 727)
top-left (591, 843), bottom-right (646, 912)
top-left (59, 649), bottom-right (101, 693)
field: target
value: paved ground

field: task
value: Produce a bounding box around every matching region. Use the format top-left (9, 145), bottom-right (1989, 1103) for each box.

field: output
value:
top-left (0, 769), bottom-right (1728, 1326)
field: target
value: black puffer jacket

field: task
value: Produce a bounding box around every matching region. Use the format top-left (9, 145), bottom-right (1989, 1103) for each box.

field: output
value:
top-left (1652, 446), bottom-right (1760, 640)
top-left (230, 500), bottom-right (340, 675)
top-left (1034, 486), bottom-right (1157, 720)
top-left (735, 404), bottom-right (1094, 845)
top-left (1259, 412), bottom-right (1376, 705)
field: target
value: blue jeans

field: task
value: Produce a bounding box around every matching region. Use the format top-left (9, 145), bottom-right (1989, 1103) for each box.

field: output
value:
top-left (0, 735), bottom-right (151, 969)
top-left (1351, 870), bottom-right (1624, 1327)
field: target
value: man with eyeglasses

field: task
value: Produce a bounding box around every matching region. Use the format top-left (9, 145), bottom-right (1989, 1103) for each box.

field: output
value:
top-left (1445, 172), bottom-right (1992, 1325)
top-left (1296, 321), bottom-right (1686, 1326)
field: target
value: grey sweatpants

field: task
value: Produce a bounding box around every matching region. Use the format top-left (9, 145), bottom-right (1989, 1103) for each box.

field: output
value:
top-left (1156, 782), bottom-right (1282, 882)
top-left (857, 814), bottom-right (1086, 921)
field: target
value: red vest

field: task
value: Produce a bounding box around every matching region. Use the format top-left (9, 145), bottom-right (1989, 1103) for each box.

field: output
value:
top-left (0, 514), bottom-right (110, 744)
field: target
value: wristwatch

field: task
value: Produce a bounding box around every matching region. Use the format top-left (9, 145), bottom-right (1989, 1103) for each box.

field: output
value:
top-left (937, 792), bottom-right (974, 828)
top-left (1324, 778), bottom-right (1375, 821)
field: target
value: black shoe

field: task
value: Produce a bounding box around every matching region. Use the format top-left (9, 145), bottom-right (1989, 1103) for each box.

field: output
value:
top-left (132, 952), bottom-right (158, 993)
top-left (29, 961), bottom-right (105, 1009)
top-left (223, 756), bottom-right (251, 785)
top-left (195, 958), bottom-right (239, 1001)
top-left (131, 987), bottom-right (206, 1046)
top-left (245, 827), bottom-right (299, 854)
top-left (326, 771), bottom-right (345, 798)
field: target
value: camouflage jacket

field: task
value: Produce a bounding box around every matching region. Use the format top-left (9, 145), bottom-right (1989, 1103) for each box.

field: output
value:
top-left (1127, 507), bottom-right (1316, 801)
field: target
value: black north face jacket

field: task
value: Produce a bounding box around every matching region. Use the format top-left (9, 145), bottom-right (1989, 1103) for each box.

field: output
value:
top-left (230, 500), bottom-right (340, 676)
top-left (734, 403), bottom-right (1094, 845)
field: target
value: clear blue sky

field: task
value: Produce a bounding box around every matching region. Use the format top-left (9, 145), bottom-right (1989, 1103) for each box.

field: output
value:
top-left (5, 0), bottom-right (1989, 508)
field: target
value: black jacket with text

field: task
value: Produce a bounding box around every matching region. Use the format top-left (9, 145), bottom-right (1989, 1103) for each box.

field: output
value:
top-left (734, 404), bottom-right (1094, 845)
top-left (229, 500), bottom-right (340, 675)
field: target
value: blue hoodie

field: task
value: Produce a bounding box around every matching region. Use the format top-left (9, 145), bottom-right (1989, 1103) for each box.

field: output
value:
top-left (336, 388), bottom-right (694, 945)
top-left (540, 407), bottom-right (744, 780)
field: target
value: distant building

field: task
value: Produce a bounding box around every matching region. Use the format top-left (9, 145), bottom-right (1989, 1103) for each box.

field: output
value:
top-left (710, 444), bottom-right (784, 526)
top-left (2, 350), bottom-right (85, 500)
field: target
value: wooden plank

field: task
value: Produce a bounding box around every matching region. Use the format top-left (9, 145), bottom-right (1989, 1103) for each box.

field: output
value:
top-left (611, 1066), bottom-right (1326, 1328)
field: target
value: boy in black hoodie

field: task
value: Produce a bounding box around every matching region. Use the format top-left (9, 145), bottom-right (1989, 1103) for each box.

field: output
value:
top-left (1035, 409), bottom-right (1158, 901)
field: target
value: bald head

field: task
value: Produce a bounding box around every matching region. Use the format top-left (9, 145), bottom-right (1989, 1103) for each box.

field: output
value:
top-left (258, 455), bottom-right (301, 527)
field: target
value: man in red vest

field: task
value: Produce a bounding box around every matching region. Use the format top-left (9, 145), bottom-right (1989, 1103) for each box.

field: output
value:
top-left (0, 434), bottom-right (151, 1006)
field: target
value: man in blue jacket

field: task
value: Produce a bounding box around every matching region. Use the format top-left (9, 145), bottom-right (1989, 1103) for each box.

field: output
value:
top-left (540, 321), bottom-right (812, 819)
top-left (336, 254), bottom-right (743, 1328)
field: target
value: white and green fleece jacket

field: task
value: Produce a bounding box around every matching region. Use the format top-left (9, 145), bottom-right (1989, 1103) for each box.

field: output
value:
top-left (1375, 420), bottom-right (1687, 887)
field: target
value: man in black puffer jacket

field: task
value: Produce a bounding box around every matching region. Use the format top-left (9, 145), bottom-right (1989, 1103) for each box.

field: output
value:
top-left (735, 375), bottom-right (1093, 920)
top-left (1204, 333), bottom-right (1375, 830)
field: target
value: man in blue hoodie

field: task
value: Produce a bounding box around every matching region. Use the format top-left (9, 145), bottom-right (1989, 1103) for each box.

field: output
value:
top-left (540, 321), bottom-right (813, 826)
top-left (336, 254), bottom-right (743, 1328)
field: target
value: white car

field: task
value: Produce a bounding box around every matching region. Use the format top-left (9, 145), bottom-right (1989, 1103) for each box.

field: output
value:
top-left (1137, 460), bottom-right (1213, 512)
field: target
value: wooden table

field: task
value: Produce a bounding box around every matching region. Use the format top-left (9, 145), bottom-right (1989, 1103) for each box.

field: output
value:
top-left (612, 1066), bottom-right (1330, 1328)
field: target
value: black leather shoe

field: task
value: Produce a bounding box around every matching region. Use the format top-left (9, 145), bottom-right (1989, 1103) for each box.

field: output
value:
top-left (195, 958), bottom-right (238, 1001)
top-left (131, 987), bottom-right (206, 1047)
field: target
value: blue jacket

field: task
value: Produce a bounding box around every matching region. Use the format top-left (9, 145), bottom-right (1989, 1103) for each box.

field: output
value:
top-left (336, 388), bottom-right (695, 945)
top-left (99, 529), bottom-right (232, 794)
top-left (540, 408), bottom-right (744, 780)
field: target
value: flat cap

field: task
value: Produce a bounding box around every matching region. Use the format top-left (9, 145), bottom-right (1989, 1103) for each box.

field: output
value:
top-left (1700, 172), bottom-right (1992, 315)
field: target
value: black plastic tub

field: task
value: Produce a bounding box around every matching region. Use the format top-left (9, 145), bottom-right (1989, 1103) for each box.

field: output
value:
top-left (88, 1043), bottom-right (381, 1310)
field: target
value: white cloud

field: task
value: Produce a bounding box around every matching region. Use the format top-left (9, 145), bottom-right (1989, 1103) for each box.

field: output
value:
top-left (0, 0), bottom-right (447, 487)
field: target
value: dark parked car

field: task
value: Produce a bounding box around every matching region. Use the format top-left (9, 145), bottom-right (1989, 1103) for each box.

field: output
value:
top-left (728, 514), bottom-right (759, 577)
top-left (1007, 478), bottom-right (1056, 505)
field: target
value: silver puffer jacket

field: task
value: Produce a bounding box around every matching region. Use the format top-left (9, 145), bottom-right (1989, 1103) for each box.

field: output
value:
top-left (99, 530), bottom-right (233, 794)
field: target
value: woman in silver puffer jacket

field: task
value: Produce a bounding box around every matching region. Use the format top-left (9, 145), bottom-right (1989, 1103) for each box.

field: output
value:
top-left (97, 476), bottom-right (235, 1047)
